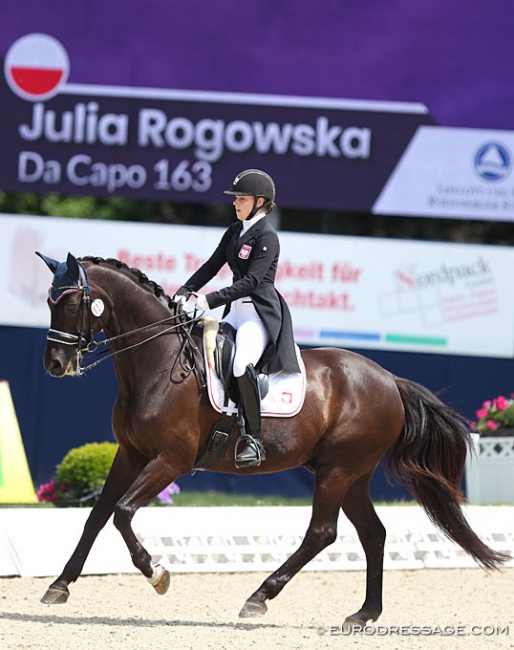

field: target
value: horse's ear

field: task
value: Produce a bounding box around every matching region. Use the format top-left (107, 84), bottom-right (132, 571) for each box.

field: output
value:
top-left (66, 252), bottom-right (80, 281)
top-left (35, 251), bottom-right (59, 274)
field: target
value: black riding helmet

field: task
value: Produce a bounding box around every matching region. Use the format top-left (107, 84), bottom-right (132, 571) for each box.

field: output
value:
top-left (223, 169), bottom-right (276, 220)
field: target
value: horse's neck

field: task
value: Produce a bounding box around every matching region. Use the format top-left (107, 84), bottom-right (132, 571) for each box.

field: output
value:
top-left (91, 267), bottom-right (181, 384)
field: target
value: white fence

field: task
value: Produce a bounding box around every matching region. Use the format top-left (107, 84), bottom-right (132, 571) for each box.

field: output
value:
top-left (466, 435), bottom-right (514, 504)
top-left (0, 505), bottom-right (513, 577)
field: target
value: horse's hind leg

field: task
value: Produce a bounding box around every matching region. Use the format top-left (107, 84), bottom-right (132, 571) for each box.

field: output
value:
top-left (41, 446), bottom-right (146, 604)
top-left (341, 473), bottom-right (386, 627)
top-left (239, 466), bottom-right (351, 617)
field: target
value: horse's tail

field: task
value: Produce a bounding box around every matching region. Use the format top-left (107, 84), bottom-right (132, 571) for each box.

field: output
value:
top-left (385, 377), bottom-right (509, 569)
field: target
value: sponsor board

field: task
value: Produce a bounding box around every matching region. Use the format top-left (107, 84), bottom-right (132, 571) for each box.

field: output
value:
top-left (373, 126), bottom-right (514, 221)
top-left (1, 14), bottom-right (514, 221)
top-left (2, 214), bottom-right (513, 358)
top-left (0, 33), bottom-right (432, 211)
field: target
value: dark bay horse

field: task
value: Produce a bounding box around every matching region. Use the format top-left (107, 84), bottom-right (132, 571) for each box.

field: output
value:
top-left (37, 252), bottom-right (508, 626)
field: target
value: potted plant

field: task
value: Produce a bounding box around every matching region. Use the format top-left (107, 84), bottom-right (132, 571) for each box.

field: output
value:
top-left (470, 395), bottom-right (514, 437)
top-left (466, 395), bottom-right (514, 504)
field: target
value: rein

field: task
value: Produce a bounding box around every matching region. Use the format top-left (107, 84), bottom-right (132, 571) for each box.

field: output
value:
top-left (48, 284), bottom-right (206, 383)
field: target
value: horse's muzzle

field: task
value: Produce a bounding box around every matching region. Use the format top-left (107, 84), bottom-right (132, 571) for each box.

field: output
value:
top-left (44, 347), bottom-right (79, 377)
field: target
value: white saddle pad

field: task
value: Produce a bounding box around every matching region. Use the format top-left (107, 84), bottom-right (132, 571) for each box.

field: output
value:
top-left (204, 344), bottom-right (306, 418)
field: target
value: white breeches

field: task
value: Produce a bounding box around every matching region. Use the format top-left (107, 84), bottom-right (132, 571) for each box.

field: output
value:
top-left (223, 299), bottom-right (270, 377)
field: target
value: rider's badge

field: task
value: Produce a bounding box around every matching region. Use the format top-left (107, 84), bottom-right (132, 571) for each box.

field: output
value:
top-left (238, 244), bottom-right (252, 259)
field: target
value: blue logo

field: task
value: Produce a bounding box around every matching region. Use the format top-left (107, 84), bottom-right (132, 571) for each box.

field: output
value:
top-left (474, 142), bottom-right (511, 181)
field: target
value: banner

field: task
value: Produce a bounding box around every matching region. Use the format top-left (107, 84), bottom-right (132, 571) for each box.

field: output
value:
top-left (2, 6), bottom-right (514, 220)
top-left (2, 214), bottom-right (513, 358)
top-left (0, 31), bottom-right (432, 211)
top-left (373, 126), bottom-right (514, 221)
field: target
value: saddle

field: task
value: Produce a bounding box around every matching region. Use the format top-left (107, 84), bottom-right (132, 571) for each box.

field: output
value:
top-left (214, 321), bottom-right (269, 404)
top-left (194, 319), bottom-right (268, 471)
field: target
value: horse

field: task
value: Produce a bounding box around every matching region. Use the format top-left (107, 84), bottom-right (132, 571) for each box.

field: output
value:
top-left (36, 252), bottom-right (508, 626)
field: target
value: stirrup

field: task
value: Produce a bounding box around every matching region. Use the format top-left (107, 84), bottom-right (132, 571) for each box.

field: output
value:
top-left (234, 435), bottom-right (265, 468)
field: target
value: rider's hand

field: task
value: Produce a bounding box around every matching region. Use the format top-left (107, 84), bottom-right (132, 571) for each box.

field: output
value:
top-left (174, 286), bottom-right (191, 308)
top-left (195, 294), bottom-right (210, 311)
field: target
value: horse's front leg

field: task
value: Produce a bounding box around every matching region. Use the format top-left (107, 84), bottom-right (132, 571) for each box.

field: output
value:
top-left (41, 446), bottom-right (146, 604)
top-left (111, 454), bottom-right (181, 596)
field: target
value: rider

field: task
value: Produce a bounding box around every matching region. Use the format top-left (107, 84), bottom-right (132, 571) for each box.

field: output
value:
top-left (174, 169), bottom-right (300, 467)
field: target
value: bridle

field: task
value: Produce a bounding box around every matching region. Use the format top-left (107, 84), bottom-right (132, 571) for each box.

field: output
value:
top-left (47, 283), bottom-right (94, 365)
top-left (46, 282), bottom-right (206, 381)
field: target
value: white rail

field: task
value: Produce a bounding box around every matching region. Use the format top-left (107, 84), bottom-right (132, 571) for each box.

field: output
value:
top-left (0, 505), bottom-right (512, 577)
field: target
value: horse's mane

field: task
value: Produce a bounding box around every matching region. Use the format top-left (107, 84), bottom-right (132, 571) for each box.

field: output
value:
top-left (79, 256), bottom-right (175, 309)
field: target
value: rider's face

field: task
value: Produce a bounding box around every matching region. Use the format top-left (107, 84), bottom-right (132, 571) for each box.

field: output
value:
top-left (233, 195), bottom-right (264, 221)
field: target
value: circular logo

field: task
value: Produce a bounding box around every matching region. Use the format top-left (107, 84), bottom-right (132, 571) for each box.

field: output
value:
top-left (474, 142), bottom-right (511, 181)
top-left (91, 299), bottom-right (105, 317)
top-left (4, 33), bottom-right (69, 101)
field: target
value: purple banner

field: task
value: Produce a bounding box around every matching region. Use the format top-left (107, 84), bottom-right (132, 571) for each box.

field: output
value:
top-left (0, 1), bottom-right (510, 210)
top-left (0, 62), bottom-right (433, 209)
top-left (1, 0), bottom-right (510, 130)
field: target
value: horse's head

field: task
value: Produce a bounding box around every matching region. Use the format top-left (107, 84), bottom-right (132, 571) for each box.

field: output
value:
top-left (36, 252), bottom-right (103, 377)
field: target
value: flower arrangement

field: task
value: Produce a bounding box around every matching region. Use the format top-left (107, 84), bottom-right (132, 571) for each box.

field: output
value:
top-left (470, 394), bottom-right (514, 436)
top-left (36, 441), bottom-right (180, 506)
top-left (36, 477), bottom-right (59, 503)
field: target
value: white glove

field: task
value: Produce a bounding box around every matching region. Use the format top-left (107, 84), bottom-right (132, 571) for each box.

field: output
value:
top-left (195, 294), bottom-right (209, 311)
top-left (175, 295), bottom-right (187, 307)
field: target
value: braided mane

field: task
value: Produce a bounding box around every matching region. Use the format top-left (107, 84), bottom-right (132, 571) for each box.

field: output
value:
top-left (79, 256), bottom-right (175, 309)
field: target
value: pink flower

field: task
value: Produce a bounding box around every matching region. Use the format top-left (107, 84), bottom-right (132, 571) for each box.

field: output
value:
top-left (494, 396), bottom-right (508, 410)
top-left (469, 421), bottom-right (476, 430)
top-left (36, 478), bottom-right (57, 502)
top-left (486, 420), bottom-right (498, 430)
top-left (482, 400), bottom-right (492, 408)
top-left (476, 407), bottom-right (488, 419)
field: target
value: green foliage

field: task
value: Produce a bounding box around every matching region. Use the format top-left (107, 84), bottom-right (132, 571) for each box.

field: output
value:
top-left (0, 191), bottom-right (228, 225)
top-left (55, 441), bottom-right (118, 500)
top-left (2, 189), bottom-right (514, 244)
top-left (38, 441), bottom-right (178, 507)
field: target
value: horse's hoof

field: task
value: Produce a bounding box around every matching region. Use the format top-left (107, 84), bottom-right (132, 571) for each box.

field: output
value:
top-left (40, 586), bottom-right (70, 605)
top-left (239, 599), bottom-right (268, 618)
top-left (343, 610), bottom-right (378, 630)
top-left (343, 616), bottom-right (365, 631)
top-left (152, 568), bottom-right (170, 595)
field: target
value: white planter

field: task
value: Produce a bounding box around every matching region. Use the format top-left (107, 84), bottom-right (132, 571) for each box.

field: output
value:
top-left (465, 434), bottom-right (514, 504)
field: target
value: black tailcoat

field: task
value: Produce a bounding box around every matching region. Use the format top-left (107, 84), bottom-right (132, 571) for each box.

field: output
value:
top-left (183, 218), bottom-right (300, 374)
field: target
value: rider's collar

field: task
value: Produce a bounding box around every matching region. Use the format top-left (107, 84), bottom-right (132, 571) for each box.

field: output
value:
top-left (241, 210), bottom-right (266, 234)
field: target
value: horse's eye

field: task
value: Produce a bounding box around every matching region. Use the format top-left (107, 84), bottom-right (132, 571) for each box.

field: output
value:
top-left (66, 303), bottom-right (79, 313)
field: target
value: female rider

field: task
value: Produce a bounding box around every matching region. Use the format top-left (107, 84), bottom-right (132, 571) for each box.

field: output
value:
top-left (174, 169), bottom-right (300, 467)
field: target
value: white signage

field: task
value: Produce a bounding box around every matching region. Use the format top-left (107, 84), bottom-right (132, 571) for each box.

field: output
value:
top-left (373, 126), bottom-right (514, 221)
top-left (1, 214), bottom-right (513, 358)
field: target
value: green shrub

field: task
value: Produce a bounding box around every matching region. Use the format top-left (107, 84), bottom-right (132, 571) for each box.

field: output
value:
top-left (36, 440), bottom-right (179, 507)
top-left (55, 441), bottom-right (118, 504)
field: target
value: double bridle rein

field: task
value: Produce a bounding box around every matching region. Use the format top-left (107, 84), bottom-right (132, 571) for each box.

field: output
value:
top-left (47, 282), bottom-right (205, 380)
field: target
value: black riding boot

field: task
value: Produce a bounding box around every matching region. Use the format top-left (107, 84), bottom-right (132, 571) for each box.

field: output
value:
top-left (234, 364), bottom-right (265, 467)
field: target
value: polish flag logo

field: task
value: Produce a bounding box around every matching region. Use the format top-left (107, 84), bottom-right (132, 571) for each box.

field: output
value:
top-left (238, 245), bottom-right (252, 260)
top-left (4, 34), bottom-right (69, 101)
